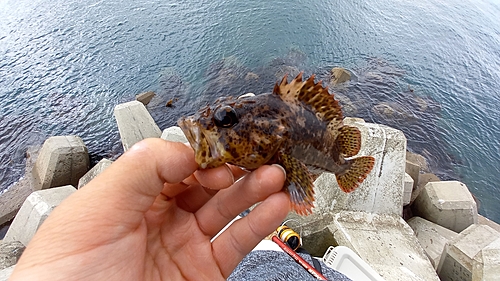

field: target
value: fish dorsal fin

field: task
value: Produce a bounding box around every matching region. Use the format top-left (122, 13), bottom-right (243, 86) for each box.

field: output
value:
top-left (273, 72), bottom-right (343, 125)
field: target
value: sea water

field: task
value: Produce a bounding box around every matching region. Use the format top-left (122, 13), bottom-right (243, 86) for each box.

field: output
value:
top-left (1, 0), bottom-right (499, 222)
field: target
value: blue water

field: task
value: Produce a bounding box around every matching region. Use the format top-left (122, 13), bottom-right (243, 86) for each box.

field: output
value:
top-left (1, 0), bottom-right (499, 222)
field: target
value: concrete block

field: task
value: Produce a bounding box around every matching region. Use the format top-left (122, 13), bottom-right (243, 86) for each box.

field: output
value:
top-left (0, 178), bottom-right (35, 226)
top-left (160, 126), bottom-right (188, 143)
top-left (3, 186), bottom-right (76, 246)
top-left (0, 265), bottom-right (14, 281)
top-left (403, 173), bottom-right (414, 206)
top-left (407, 216), bottom-right (458, 269)
top-left (0, 145), bottom-right (41, 226)
top-left (114, 101), bottom-right (162, 151)
top-left (405, 160), bottom-right (420, 190)
top-left (437, 224), bottom-right (500, 281)
top-left (313, 118), bottom-right (406, 216)
top-left (410, 173), bottom-right (440, 204)
top-left (32, 136), bottom-right (89, 190)
top-left (472, 237), bottom-right (500, 281)
top-left (0, 241), bottom-right (25, 270)
top-left (77, 158), bottom-right (113, 188)
top-left (135, 91), bottom-right (155, 105)
top-left (330, 211), bottom-right (439, 281)
top-left (413, 181), bottom-right (478, 232)
top-left (478, 215), bottom-right (500, 234)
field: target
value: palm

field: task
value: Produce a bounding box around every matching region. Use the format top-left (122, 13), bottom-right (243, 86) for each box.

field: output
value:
top-left (11, 140), bottom-right (289, 281)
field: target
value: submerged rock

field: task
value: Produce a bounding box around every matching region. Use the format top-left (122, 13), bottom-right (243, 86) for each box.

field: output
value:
top-left (331, 67), bottom-right (351, 85)
top-left (135, 91), bottom-right (156, 106)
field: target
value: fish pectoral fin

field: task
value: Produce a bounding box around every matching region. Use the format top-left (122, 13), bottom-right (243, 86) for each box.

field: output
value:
top-left (279, 153), bottom-right (315, 215)
top-left (336, 126), bottom-right (362, 157)
top-left (336, 156), bottom-right (375, 193)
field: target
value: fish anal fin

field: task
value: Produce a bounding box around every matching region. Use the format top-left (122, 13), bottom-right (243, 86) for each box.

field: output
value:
top-left (336, 156), bottom-right (375, 193)
top-left (336, 126), bottom-right (362, 157)
top-left (279, 153), bottom-right (315, 216)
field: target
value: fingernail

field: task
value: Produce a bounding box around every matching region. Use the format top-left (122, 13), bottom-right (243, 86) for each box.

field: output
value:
top-left (271, 164), bottom-right (286, 178)
top-left (224, 164), bottom-right (235, 184)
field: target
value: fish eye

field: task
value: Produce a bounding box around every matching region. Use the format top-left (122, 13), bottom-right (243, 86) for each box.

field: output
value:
top-left (214, 106), bottom-right (238, 128)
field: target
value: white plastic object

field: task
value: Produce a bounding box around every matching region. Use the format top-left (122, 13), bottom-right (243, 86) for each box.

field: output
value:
top-left (322, 246), bottom-right (385, 281)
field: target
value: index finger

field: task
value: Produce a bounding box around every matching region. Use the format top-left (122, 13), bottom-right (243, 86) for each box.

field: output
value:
top-left (82, 139), bottom-right (197, 222)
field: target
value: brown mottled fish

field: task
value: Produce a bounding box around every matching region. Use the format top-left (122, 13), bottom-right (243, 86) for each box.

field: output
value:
top-left (178, 73), bottom-right (375, 215)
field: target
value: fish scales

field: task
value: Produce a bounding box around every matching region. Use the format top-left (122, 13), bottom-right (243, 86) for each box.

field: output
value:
top-left (178, 72), bottom-right (375, 215)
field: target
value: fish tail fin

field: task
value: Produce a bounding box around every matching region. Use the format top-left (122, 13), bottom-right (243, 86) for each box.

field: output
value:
top-left (279, 153), bottom-right (315, 216)
top-left (336, 156), bottom-right (375, 193)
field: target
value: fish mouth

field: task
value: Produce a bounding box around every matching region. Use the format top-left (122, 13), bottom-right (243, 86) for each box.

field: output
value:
top-left (177, 116), bottom-right (225, 169)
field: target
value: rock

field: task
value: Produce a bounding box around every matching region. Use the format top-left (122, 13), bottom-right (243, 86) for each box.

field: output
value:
top-left (275, 65), bottom-right (300, 80)
top-left (77, 158), bottom-right (113, 188)
top-left (32, 136), bottom-right (89, 190)
top-left (244, 72), bottom-right (259, 81)
top-left (407, 217), bottom-right (458, 269)
top-left (330, 211), bottom-right (439, 281)
top-left (334, 92), bottom-right (358, 116)
top-left (403, 173), bottom-right (414, 206)
top-left (135, 91), bottom-right (155, 106)
top-left (437, 224), bottom-right (500, 281)
top-left (373, 102), bottom-right (417, 122)
top-left (413, 181), bottom-right (478, 233)
top-left (312, 118), bottom-right (406, 216)
top-left (373, 103), bottom-right (396, 118)
top-left (330, 67), bottom-right (351, 85)
top-left (406, 151), bottom-right (429, 173)
top-left (0, 241), bottom-right (25, 270)
top-left (160, 126), bottom-right (188, 143)
top-left (114, 101), bottom-right (162, 151)
top-left (414, 96), bottom-right (428, 111)
top-left (3, 185), bottom-right (76, 246)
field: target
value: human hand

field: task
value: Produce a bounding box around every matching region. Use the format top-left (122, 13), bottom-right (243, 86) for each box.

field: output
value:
top-left (10, 139), bottom-right (289, 280)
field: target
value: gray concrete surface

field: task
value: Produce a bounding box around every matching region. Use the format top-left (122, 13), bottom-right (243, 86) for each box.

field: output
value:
top-left (160, 126), bottom-right (188, 143)
top-left (407, 216), bottom-right (458, 269)
top-left (313, 118), bottom-right (406, 216)
top-left (403, 173), bottom-right (413, 206)
top-left (0, 178), bottom-right (35, 226)
top-left (410, 173), bottom-right (440, 204)
top-left (114, 101), bottom-right (162, 151)
top-left (472, 237), bottom-right (500, 281)
top-left (413, 181), bottom-right (478, 232)
top-left (3, 185), bottom-right (76, 246)
top-left (330, 211), bottom-right (439, 281)
top-left (438, 224), bottom-right (500, 281)
top-left (77, 158), bottom-right (113, 188)
top-left (0, 241), bottom-right (24, 270)
top-left (32, 136), bottom-right (89, 190)
top-left (0, 265), bottom-right (14, 281)
top-left (405, 159), bottom-right (420, 190)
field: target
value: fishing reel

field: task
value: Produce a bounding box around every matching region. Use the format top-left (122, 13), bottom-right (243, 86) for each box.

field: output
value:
top-left (276, 221), bottom-right (302, 251)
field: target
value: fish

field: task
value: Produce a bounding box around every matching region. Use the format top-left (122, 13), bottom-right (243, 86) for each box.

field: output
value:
top-left (177, 72), bottom-right (375, 215)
